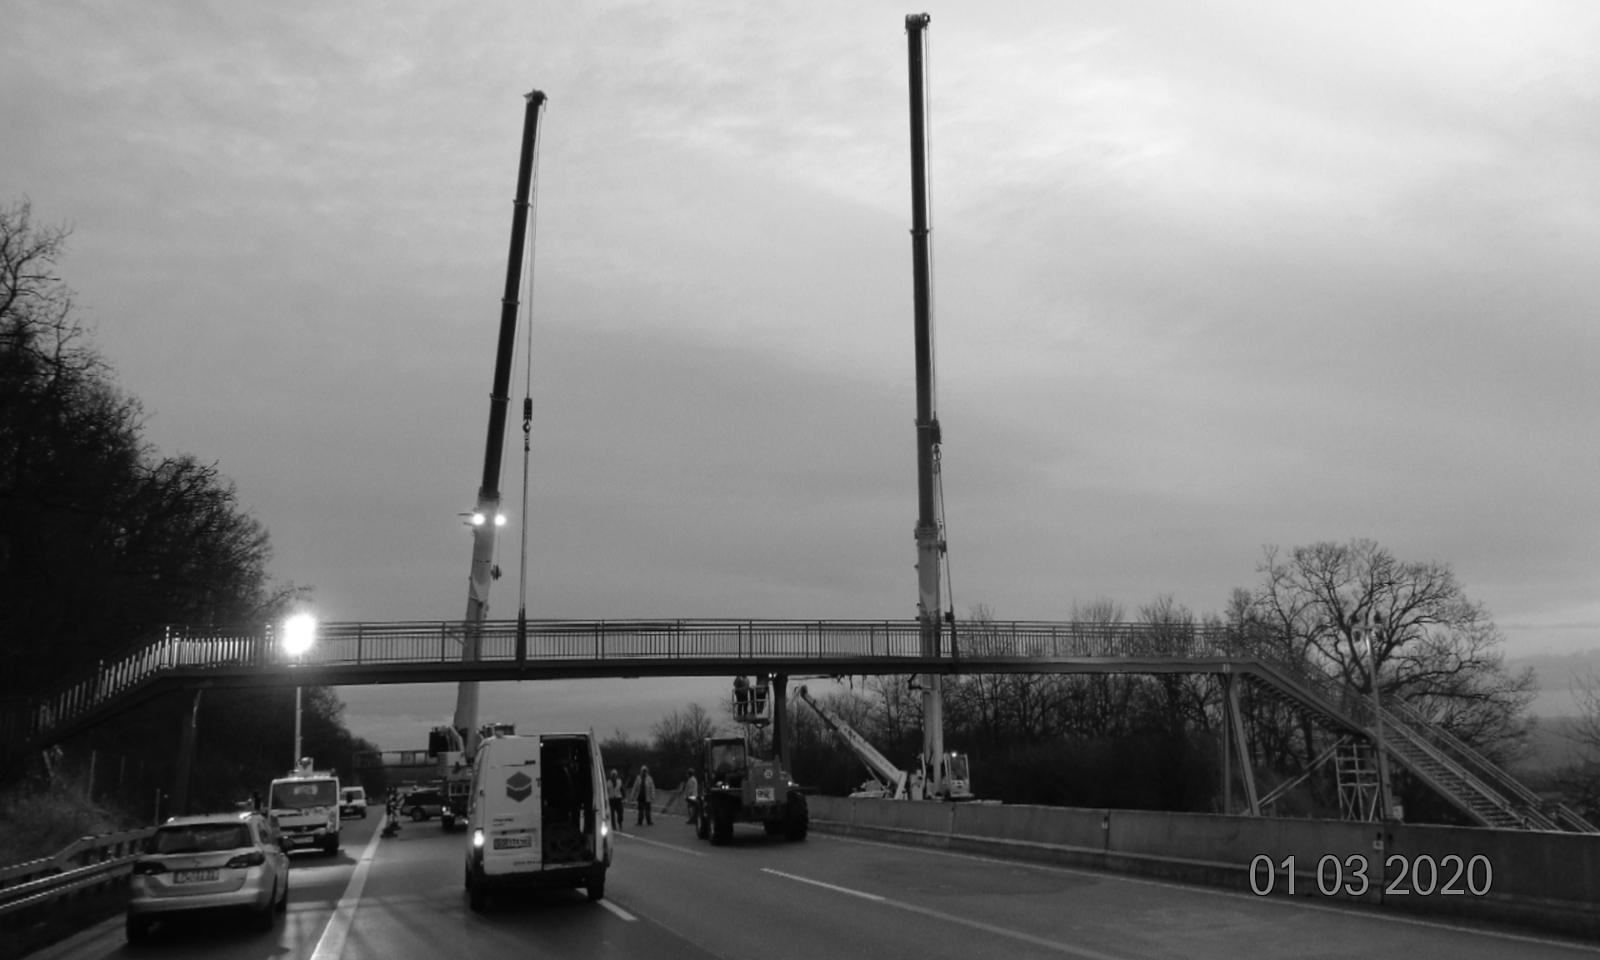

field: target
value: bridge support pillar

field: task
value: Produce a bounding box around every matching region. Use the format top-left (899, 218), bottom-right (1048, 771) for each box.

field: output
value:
top-left (1222, 675), bottom-right (1259, 816)
top-left (771, 675), bottom-right (790, 774)
top-left (171, 688), bottom-right (202, 817)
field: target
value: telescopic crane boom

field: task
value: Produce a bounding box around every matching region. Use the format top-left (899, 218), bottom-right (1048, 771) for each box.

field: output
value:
top-left (452, 90), bottom-right (548, 758)
top-left (796, 686), bottom-right (908, 800)
top-left (904, 13), bottom-right (951, 799)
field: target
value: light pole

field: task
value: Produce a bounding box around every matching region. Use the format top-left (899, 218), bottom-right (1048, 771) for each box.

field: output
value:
top-left (283, 614), bottom-right (317, 768)
top-left (1350, 609), bottom-right (1398, 821)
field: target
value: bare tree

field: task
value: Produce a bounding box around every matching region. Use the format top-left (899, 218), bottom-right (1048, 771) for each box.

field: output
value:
top-left (650, 703), bottom-right (716, 781)
top-left (1250, 539), bottom-right (1535, 757)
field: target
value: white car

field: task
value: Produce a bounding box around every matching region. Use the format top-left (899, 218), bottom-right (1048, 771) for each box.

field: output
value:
top-left (126, 812), bottom-right (289, 942)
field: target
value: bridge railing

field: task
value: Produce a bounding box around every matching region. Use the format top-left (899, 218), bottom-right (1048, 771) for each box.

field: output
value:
top-left (6, 619), bottom-right (1243, 746)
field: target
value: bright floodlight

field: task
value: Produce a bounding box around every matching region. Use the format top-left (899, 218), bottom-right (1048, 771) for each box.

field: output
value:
top-left (471, 512), bottom-right (486, 526)
top-left (494, 514), bottom-right (507, 527)
top-left (283, 614), bottom-right (317, 656)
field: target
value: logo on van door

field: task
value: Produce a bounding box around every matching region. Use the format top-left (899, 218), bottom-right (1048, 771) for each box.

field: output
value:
top-left (506, 771), bottom-right (533, 802)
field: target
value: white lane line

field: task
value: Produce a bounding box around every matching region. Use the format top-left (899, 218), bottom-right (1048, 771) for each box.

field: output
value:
top-left (614, 830), bottom-right (709, 856)
top-left (760, 867), bottom-right (1129, 960)
top-left (761, 868), bottom-right (884, 901)
top-left (818, 834), bottom-right (1600, 956)
top-left (597, 898), bottom-right (638, 922)
top-left (307, 819), bottom-right (386, 960)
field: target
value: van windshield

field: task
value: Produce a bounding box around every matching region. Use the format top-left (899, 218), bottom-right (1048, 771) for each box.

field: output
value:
top-left (342, 788), bottom-right (364, 802)
top-left (271, 780), bottom-right (337, 810)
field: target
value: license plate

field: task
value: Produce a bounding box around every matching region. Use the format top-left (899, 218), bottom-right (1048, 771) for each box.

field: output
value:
top-left (755, 787), bottom-right (775, 802)
top-left (174, 869), bottom-right (219, 884)
top-left (493, 835), bottom-right (532, 850)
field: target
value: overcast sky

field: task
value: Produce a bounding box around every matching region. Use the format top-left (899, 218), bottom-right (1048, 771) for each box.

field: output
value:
top-left (4, 1), bottom-right (1597, 746)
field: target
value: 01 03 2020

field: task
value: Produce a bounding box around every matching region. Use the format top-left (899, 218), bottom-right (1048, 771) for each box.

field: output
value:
top-left (1248, 853), bottom-right (1492, 898)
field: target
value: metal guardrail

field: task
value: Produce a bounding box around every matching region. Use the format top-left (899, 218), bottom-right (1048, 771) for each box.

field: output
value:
top-left (0, 827), bottom-right (153, 918)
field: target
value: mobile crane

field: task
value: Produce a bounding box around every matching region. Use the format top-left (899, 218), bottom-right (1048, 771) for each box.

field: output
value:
top-left (796, 685), bottom-right (971, 801)
top-left (424, 90), bottom-right (547, 822)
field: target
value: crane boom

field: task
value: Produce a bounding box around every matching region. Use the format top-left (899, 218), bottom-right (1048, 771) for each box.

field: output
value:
top-left (904, 12), bottom-right (949, 798)
top-left (452, 89), bottom-right (548, 758)
top-left (796, 686), bottom-right (908, 800)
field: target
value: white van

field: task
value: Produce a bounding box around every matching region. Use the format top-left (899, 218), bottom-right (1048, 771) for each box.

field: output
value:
top-left (268, 761), bottom-right (340, 855)
top-left (464, 733), bottom-right (611, 911)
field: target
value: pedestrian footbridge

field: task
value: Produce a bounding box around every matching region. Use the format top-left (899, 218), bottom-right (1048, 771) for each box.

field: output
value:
top-left (2, 618), bottom-right (1592, 834)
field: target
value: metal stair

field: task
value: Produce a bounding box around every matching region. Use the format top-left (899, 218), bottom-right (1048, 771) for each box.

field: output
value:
top-left (1223, 636), bottom-right (1597, 833)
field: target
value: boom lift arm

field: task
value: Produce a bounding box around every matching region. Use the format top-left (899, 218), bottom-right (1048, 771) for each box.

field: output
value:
top-left (796, 686), bottom-right (908, 800)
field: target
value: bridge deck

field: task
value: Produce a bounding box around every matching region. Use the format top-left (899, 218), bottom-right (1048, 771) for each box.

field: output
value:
top-left (4, 618), bottom-right (1589, 833)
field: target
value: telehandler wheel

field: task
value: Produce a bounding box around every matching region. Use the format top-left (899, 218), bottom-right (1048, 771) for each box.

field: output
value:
top-left (783, 793), bottom-right (809, 842)
top-left (710, 800), bottom-right (734, 846)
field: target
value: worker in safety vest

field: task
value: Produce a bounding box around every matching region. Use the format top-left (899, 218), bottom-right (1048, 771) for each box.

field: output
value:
top-left (606, 769), bottom-right (624, 828)
top-left (684, 770), bottom-right (700, 826)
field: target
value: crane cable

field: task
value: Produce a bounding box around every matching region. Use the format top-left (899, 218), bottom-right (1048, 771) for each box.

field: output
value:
top-left (515, 101), bottom-right (546, 628)
top-left (920, 27), bottom-right (958, 657)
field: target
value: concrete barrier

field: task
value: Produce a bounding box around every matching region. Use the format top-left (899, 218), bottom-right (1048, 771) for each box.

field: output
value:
top-left (808, 796), bottom-right (1600, 940)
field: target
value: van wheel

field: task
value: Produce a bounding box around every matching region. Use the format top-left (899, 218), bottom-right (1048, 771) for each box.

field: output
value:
top-left (126, 914), bottom-right (152, 945)
top-left (586, 870), bottom-right (606, 901)
top-left (467, 865), bottom-right (488, 913)
top-left (322, 834), bottom-right (339, 856)
top-left (696, 810), bottom-right (710, 841)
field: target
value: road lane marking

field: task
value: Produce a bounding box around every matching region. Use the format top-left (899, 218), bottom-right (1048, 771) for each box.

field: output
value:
top-left (760, 867), bottom-right (1130, 960)
top-left (615, 830), bottom-right (709, 856)
top-left (761, 868), bottom-right (885, 901)
top-left (819, 834), bottom-right (1600, 955)
top-left (597, 898), bottom-right (638, 921)
top-left (307, 817), bottom-right (386, 960)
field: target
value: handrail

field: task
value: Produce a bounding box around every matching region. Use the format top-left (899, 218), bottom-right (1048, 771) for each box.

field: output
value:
top-left (1380, 697), bottom-right (1593, 831)
top-left (7, 619), bottom-right (1232, 744)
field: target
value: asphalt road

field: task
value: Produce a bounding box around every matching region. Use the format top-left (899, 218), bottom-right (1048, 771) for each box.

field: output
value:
top-left (32, 813), bottom-right (1600, 960)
